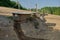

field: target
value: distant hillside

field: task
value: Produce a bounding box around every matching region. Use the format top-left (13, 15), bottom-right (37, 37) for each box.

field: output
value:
top-left (40, 7), bottom-right (60, 15)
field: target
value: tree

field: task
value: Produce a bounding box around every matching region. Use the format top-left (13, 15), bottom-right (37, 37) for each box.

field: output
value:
top-left (0, 0), bottom-right (27, 10)
top-left (40, 7), bottom-right (60, 15)
top-left (0, 0), bottom-right (11, 7)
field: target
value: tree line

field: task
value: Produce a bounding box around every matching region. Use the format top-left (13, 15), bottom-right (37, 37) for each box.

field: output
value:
top-left (0, 0), bottom-right (26, 10)
top-left (30, 7), bottom-right (60, 15)
top-left (40, 7), bottom-right (60, 15)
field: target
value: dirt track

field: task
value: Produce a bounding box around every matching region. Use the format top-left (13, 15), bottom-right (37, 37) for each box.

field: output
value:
top-left (45, 14), bottom-right (60, 30)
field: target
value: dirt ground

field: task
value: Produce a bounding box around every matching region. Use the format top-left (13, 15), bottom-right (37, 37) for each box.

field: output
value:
top-left (45, 14), bottom-right (60, 40)
top-left (0, 14), bottom-right (60, 40)
top-left (0, 15), bottom-right (19, 40)
top-left (21, 14), bottom-right (60, 40)
top-left (0, 7), bottom-right (60, 40)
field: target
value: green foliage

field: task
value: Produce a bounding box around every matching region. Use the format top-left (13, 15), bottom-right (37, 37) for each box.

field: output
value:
top-left (10, 1), bottom-right (27, 10)
top-left (40, 7), bottom-right (60, 15)
top-left (0, 0), bottom-right (11, 7)
top-left (0, 0), bottom-right (27, 10)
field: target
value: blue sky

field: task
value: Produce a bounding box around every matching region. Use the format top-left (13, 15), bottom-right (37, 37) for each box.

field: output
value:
top-left (12, 0), bottom-right (60, 9)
